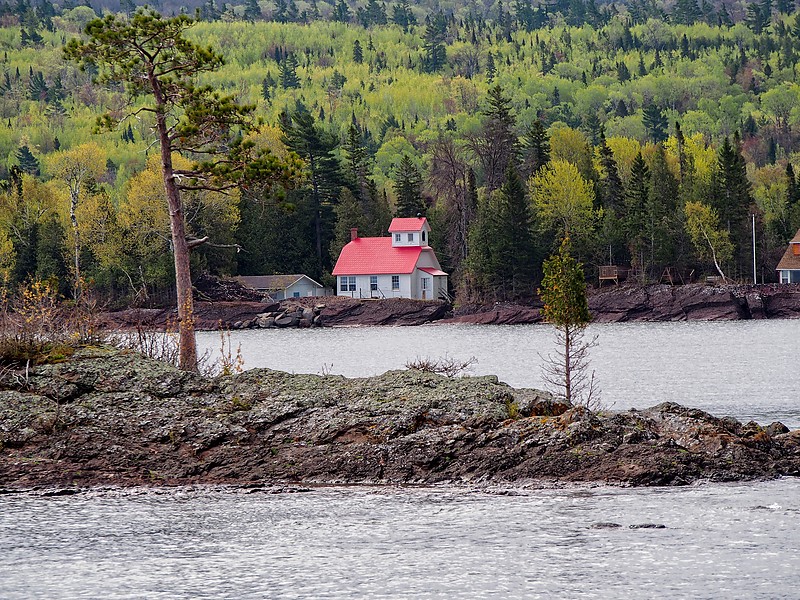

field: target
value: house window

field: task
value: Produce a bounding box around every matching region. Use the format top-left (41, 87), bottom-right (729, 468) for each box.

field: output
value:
top-left (347, 276), bottom-right (356, 291)
top-left (340, 277), bottom-right (348, 291)
top-left (421, 278), bottom-right (429, 290)
top-left (293, 291), bottom-right (300, 298)
top-left (391, 275), bottom-right (400, 290)
top-left (422, 231), bottom-right (426, 243)
top-left (407, 233), bottom-right (414, 242)
top-left (394, 233), bottom-right (401, 242)
top-left (370, 275), bottom-right (378, 291)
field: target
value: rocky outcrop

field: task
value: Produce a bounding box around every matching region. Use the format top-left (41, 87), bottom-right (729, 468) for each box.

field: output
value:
top-left (446, 284), bottom-right (800, 325)
top-left (316, 297), bottom-right (451, 326)
top-left (2, 350), bottom-right (799, 489)
top-left (588, 284), bottom-right (749, 322)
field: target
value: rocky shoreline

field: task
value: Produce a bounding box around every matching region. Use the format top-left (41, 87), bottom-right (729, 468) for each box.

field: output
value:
top-left (99, 283), bottom-right (800, 331)
top-left (2, 349), bottom-right (799, 490)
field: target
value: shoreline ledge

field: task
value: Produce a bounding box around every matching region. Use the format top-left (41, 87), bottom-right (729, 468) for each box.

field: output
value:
top-left (100, 283), bottom-right (800, 331)
top-left (2, 349), bottom-right (799, 489)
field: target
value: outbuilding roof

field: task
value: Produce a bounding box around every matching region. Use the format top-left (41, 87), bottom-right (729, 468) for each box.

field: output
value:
top-left (237, 274), bottom-right (322, 290)
top-left (776, 228), bottom-right (800, 272)
top-left (333, 237), bottom-right (437, 275)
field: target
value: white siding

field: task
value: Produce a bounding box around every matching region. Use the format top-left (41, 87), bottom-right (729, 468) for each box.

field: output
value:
top-left (416, 248), bottom-right (442, 270)
top-left (780, 269), bottom-right (800, 283)
top-left (285, 280), bottom-right (324, 298)
top-left (390, 222), bottom-right (431, 248)
top-left (337, 274), bottom-right (412, 298)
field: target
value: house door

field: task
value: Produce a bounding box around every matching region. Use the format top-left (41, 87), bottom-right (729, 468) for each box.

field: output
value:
top-left (421, 276), bottom-right (430, 299)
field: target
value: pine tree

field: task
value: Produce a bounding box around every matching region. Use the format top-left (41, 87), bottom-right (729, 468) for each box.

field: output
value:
top-left (332, 0), bottom-right (350, 21)
top-left (625, 151), bottom-right (651, 280)
top-left (280, 109), bottom-right (344, 268)
top-left (353, 39), bottom-right (363, 64)
top-left (393, 154), bottom-right (426, 217)
top-left (495, 166), bottom-right (536, 298)
top-left (486, 51), bottom-right (496, 82)
top-left (467, 85), bottom-right (519, 192)
top-left (642, 102), bottom-right (668, 143)
top-left (16, 145), bottom-right (39, 176)
top-left (711, 135), bottom-right (753, 276)
top-left (598, 134), bottom-right (623, 212)
top-left (422, 11), bottom-right (447, 73)
top-left (538, 237), bottom-right (596, 407)
top-left (243, 0), bottom-right (261, 21)
top-left (521, 118), bottom-right (550, 179)
top-left (331, 187), bottom-right (365, 261)
top-left (65, 10), bottom-right (295, 370)
top-left (280, 54), bottom-right (301, 89)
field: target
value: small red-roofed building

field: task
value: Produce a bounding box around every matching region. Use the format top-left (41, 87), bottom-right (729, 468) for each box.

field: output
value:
top-left (777, 228), bottom-right (800, 283)
top-left (332, 217), bottom-right (448, 299)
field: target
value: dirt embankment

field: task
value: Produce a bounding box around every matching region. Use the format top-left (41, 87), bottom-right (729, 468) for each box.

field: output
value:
top-left (2, 350), bottom-right (799, 490)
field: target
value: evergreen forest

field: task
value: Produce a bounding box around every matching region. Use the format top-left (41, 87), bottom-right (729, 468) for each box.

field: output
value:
top-left (3, 0), bottom-right (800, 306)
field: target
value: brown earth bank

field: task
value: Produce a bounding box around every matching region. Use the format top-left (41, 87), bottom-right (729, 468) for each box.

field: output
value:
top-left (2, 349), bottom-right (799, 490)
top-left (99, 282), bottom-right (800, 330)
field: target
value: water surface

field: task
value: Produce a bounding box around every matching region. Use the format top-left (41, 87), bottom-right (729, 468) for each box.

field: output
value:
top-left (199, 320), bottom-right (800, 427)
top-left (3, 480), bottom-right (800, 599)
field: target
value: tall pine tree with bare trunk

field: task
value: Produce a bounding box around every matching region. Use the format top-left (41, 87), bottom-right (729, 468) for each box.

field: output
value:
top-left (65, 10), bottom-right (295, 370)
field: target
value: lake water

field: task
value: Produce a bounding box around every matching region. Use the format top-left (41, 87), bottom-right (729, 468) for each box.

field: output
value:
top-left (3, 480), bottom-right (800, 599)
top-left (199, 320), bottom-right (800, 428)
top-left (4, 320), bottom-right (800, 598)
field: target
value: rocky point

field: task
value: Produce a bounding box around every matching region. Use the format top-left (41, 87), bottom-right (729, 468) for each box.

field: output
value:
top-left (2, 349), bottom-right (799, 489)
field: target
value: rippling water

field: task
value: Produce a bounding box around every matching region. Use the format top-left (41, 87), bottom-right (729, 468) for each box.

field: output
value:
top-left (3, 480), bottom-right (800, 599)
top-left (199, 320), bottom-right (800, 427)
top-left (5, 321), bottom-right (798, 597)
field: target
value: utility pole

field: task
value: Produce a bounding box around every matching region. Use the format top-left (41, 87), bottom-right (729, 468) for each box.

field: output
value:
top-left (752, 213), bottom-right (757, 284)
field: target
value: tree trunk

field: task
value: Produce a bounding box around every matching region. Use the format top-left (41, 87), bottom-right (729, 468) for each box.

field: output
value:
top-left (69, 189), bottom-right (81, 300)
top-left (153, 84), bottom-right (197, 371)
top-left (564, 324), bottom-right (572, 404)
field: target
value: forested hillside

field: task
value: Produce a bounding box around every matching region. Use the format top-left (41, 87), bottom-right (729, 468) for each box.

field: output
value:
top-left (2, 0), bottom-right (800, 306)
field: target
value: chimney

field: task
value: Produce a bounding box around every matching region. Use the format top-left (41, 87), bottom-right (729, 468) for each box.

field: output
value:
top-left (350, 228), bottom-right (359, 242)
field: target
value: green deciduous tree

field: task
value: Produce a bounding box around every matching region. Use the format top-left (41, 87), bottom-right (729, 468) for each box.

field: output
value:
top-left (531, 159), bottom-right (596, 245)
top-left (684, 201), bottom-right (733, 280)
top-left (47, 142), bottom-right (106, 300)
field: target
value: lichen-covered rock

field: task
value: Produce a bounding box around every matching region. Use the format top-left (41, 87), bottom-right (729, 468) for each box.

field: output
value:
top-left (1, 350), bottom-right (799, 489)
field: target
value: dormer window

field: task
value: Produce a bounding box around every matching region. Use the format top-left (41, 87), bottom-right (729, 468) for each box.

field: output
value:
top-left (408, 233), bottom-right (414, 242)
top-left (422, 231), bottom-right (426, 243)
top-left (394, 233), bottom-right (401, 242)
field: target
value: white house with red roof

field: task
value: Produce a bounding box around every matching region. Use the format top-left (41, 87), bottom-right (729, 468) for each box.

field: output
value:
top-left (332, 217), bottom-right (448, 300)
top-left (777, 227), bottom-right (800, 283)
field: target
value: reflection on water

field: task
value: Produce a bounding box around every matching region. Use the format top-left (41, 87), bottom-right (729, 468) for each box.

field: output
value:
top-left (199, 320), bottom-right (800, 427)
top-left (3, 480), bottom-right (800, 599)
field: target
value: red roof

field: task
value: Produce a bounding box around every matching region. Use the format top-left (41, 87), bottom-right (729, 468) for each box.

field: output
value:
top-left (333, 238), bottom-right (424, 275)
top-left (388, 217), bottom-right (427, 232)
top-left (419, 267), bottom-right (447, 276)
